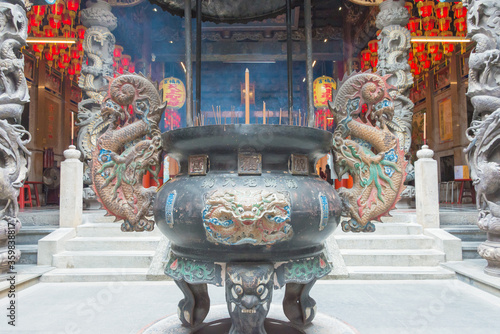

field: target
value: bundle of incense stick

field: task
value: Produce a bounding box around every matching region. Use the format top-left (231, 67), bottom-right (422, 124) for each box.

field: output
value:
top-left (279, 108), bottom-right (282, 125)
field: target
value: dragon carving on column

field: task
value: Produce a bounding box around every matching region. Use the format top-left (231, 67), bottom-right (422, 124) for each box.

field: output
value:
top-left (77, 0), bottom-right (117, 206)
top-left (0, 0), bottom-right (30, 274)
top-left (329, 71), bottom-right (407, 232)
top-left (92, 73), bottom-right (165, 232)
top-left (464, 0), bottom-right (500, 276)
top-left (375, 0), bottom-right (415, 201)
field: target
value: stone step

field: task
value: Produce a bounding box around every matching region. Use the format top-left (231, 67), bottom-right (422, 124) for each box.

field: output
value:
top-left (339, 266), bottom-right (456, 280)
top-left (440, 211), bottom-right (478, 226)
top-left (340, 249), bottom-right (446, 267)
top-left (40, 268), bottom-right (157, 282)
top-left (18, 208), bottom-right (59, 226)
top-left (76, 223), bottom-right (161, 237)
top-left (52, 250), bottom-right (154, 268)
top-left (462, 241), bottom-right (482, 260)
top-left (443, 226), bottom-right (486, 242)
top-left (18, 244), bottom-right (38, 265)
top-left (64, 237), bottom-right (160, 251)
top-left (335, 222), bottom-right (423, 236)
top-left (16, 226), bottom-right (58, 245)
top-left (335, 235), bottom-right (434, 250)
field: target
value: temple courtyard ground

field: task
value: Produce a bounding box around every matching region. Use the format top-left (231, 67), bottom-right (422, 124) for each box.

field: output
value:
top-left (1, 276), bottom-right (500, 333)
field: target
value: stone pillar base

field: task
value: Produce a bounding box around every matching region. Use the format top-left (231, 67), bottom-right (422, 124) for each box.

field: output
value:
top-left (478, 235), bottom-right (500, 277)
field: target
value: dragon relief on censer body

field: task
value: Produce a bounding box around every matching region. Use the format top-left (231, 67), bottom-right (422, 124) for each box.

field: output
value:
top-left (91, 73), bottom-right (166, 232)
top-left (329, 71), bottom-right (407, 233)
top-left (202, 189), bottom-right (293, 245)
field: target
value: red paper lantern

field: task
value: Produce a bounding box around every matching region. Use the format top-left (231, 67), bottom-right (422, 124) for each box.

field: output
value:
top-left (433, 52), bottom-right (444, 63)
top-left (61, 12), bottom-right (72, 26)
top-left (128, 63), bottom-right (135, 73)
top-left (48, 14), bottom-right (61, 30)
top-left (417, 52), bottom-right (428, 63)
top-left (404, 2), bottom-right (413, 15)
top-left (73, 62), bottom-right (81, 74)
top-left (76, 41), bottom-right (83, 52)
top-left (121, 55), bottom-right (131, 68)
top-left (57, 43), bottom-right (68, 50)
top-left (51, 45), bottom-right (61, 56)
top-left (414, 67), bottom-right (422, 76)
top-left (370, 56), bottom-right (378, 69)
top-left (422, 16), bottom-right (436, 31)
top-left (57, 59), bottom-right (67, 70)
top-left (68, 65), bottom-right (76, 75)
top-left (361, 49), bottom-right (371, 62)
top-left (438, 17), bottom-right (452, 32)
top-left (51, 0), bottom-right (64, 16)
top-left (118, 67), bottom-right (124, 74)
top-left (32, 43), bottom-right (44, 54)
top-left (61, 52), bottom-right (71, 64)
top-left (61, 26), bottom-right (75, 38)
top-left (43, 25), bottom-right (55, 38)
top-left (453, 3), bottom-right (467, 19)
top-left (76, 25), bottom-right (86, 40)
top-left (423, 60), bottom-right (431, 69)
top-left (70, 46), bottom-right (80, 59)
top-left (428, 43), bottom-right (439, 55)
top-left (29, 13), bottom-right (41, 27)
top-left (32, 5), bottom-right (46, 17)
top-left (407, 18), bottom-right (421, 34)
top-left (435, 3), bottom-right (450, 19)
top-left (454, 18), bottom-right (467, 33)
top-left (114, 45), bottom-right (123, 60)
top-left (44, 50), bottom-right (54, 67)
top-left (418, 1), bottom-right (434, 18)
top-left (67, 0), bottom-right (80, 12)
top-left (414, 42), bottom-right (425, 54)
top-left (368, 40), bottom-right (378, 54)
top-left (425, 29), bottom-right (439, 37)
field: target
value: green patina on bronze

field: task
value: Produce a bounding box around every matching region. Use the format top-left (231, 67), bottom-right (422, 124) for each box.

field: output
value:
top-left (165, 254), bottom-right (223, 286)
top-left (283, 254), bottom-right (331, 283)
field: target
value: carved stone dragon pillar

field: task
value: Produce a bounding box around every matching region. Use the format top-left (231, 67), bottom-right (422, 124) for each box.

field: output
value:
top-left (464, 0), bottom-right (500, 276)
top-left (376, 0), bottom-right (415, 204)
top-left (0, 0), bottom-right (30, 277)
top-left (77, 0), bottom-right (116, 208)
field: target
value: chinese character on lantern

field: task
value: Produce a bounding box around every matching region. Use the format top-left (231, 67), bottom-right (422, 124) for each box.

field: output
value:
top-left (162, 77), bottom-right (186, 110)
top-left (313, 76), bottom-right (336, 109)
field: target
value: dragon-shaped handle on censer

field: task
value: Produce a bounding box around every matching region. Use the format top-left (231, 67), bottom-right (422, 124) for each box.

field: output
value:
top-left (91, 73), bottom-right (166, 232)
top-left (329, 71), bottom-right (408, 233)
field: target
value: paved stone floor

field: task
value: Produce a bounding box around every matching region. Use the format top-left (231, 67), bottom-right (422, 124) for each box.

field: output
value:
top-left (1, 279), bottom-right (500, 334)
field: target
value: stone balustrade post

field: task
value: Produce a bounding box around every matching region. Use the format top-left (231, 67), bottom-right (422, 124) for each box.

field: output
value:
top-left (415, 145), bottom-right (440, 229)
top-left (59, 146), bottom-right (83, 228)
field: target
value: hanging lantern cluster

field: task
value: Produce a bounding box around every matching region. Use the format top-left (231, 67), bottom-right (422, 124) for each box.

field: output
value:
top-left (27, 0), bottom-right (85, 80)
top-left (113, 45), bottom-right (135, 74)
top-left (405, 0), bottom-right (468, 77)
top-left (359, 36), bottom-right (380, 72)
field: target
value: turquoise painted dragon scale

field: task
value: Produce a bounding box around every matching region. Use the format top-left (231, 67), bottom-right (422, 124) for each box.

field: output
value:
top-left (92, 73), bottom-right (165, 232)
top-left (329, 71), bottom-right (407, 232)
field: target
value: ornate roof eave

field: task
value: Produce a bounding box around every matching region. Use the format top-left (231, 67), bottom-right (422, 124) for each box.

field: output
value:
top-left (105, 0), bottom-right (146, 7)
top-left (147, 0), bottom-right (305, 24)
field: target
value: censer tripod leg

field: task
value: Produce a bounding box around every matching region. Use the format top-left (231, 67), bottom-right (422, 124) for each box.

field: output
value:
top-left (174, 280), bottom-right (210, 327)
top-left (283, 279), bottom-right (317, 326)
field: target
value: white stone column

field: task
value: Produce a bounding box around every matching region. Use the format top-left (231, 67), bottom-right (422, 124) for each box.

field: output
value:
top-left (59, 146), bottom-right (83, 228)
top-left (415, 145), bottom-right (440, 229)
